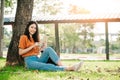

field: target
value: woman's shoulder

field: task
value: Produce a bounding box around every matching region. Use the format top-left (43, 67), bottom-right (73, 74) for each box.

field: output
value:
top-left (20, 35), bottom-right (27, 39)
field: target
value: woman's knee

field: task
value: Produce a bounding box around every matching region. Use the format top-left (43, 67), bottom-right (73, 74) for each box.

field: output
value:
top-left (45, 47), bottom-right (54, 52)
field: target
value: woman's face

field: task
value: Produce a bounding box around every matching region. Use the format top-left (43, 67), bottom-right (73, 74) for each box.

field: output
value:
top-left (28, 23), bottom-right (37, 35)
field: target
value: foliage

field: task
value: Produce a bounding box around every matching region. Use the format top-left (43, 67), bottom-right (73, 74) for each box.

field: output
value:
top-left (68, 4), bottom-right (90, 14)
top-left (5, 0), bottom-right (16, 15)
top-left (59, 23), bottom-right (95, 53)
top-left (38, 23), bottom-right (95, 53)
top-left (3, 27), bottom-right (12, 48)
top-left (5, 0), bottom-right (13, 7)
top-left (108, 31), bottom-right (120, 52)
top-left (39, 24), bottom-right (56, 49)
top-left (59, 23), bottom-right (80, 53)
top-left (78, 23), bottom-right (95, 50)
top-left (33, 0), bottom-right (63, 15)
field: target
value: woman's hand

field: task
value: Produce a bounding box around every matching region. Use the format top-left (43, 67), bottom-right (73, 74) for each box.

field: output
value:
top-left (19, 42), bottom-right (40, 55)
top-left (39, 42), bottom-right (47, 51)
top-left (42, 42), bottom-right (47, 48)
top-left (34, 42), bottom-right (40, 46)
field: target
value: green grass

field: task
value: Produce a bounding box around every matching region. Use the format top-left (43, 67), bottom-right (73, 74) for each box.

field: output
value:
top-left (0, 58), bottom-right (120, 80)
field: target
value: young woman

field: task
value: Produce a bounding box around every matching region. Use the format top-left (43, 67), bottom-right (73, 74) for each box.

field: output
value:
top-left (18, 21), bottom-right (83, 71)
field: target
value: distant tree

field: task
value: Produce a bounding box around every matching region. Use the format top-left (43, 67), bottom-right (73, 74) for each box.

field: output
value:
top-left (59, 23), bottom-right (80, 53)
top-left (6, 0), bottom-right (33, 66)
top-left (113, 31), bottom-right (120, 50)
top-left (4, 0), bottom-right (15, 15)
top-left (3, 27), bottom-right (12, 48)
top-left (5, 0), bottom-right (13, 7)
top-left (68, 4), bottom-right (90, 14)
top-left (77, 23), bottom-right (94, 52)
top-left (0, 0), bottom-right (15, 57)
top-left (68, 5), bottom-right (95, 52)
top-left (0, 0), bottom-right (4, 57)
top-left (34, 0), bottom-right (63, 15)
top-left (33, 0), bottom-right (63, 50)
top-left (59, 23), bottom-right (94, 53)
top-left (116, 31), bottom-right (120, 42)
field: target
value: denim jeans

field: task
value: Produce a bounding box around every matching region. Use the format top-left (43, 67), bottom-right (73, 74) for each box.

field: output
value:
top-left (24, 47), bottom-right (65, 71)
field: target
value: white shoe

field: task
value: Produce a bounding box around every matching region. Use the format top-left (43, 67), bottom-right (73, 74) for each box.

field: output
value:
top-left (73, 61), bottom-right (83, 71)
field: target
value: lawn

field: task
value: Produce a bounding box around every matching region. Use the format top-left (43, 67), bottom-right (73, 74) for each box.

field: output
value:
top-left (0, 58), bottom-right (120, 80)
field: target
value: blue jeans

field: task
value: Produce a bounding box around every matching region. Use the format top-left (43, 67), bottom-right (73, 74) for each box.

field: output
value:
top-left (24, 47), bottom-right (65, 71)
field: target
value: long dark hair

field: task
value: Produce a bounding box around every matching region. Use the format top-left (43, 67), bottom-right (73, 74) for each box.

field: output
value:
top-left (24, 21), bottom-right (39, 42)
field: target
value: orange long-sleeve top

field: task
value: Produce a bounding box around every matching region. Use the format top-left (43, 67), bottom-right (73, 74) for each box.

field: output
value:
top-left (18, 35), bottom-right (40, 57)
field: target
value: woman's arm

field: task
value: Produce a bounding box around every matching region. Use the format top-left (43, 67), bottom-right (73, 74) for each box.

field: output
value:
top-left (19, 42), bottom-right (39, 55)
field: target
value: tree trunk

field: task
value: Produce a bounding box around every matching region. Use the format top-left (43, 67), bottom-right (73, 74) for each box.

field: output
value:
top-left (6, 0), bottom-right (34, 66)
top-left (0, 0), bottom-right (4, 57)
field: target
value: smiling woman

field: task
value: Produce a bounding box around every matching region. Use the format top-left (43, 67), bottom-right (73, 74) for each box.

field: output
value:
top-left (18, 21), bottom-right (84, 71)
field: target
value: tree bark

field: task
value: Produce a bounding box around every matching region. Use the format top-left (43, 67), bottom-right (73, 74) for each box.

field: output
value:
top-left (6, 0), bottom-right (33, 66)
top-left (0, 0), bottom-right (4, 57)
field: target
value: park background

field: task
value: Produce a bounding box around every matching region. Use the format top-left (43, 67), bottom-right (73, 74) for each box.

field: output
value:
top-left (0, 0), bottom-right (120, 80)
top-left (2, 0), bottom-right (120, 60)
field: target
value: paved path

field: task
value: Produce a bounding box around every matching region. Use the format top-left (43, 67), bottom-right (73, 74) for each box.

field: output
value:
top-left (2, 53), bottom-right (120, 60)
top-left (60, 54), bottom-right (120, 60)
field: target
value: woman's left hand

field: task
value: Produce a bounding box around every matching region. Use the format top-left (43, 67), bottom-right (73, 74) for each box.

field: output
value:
top-left (39, 42), bottom-right (47, 51)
